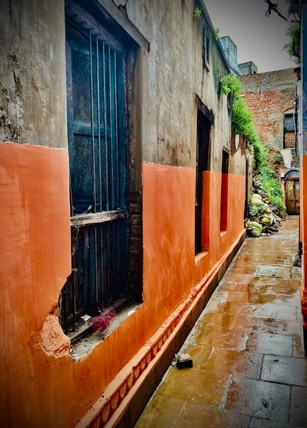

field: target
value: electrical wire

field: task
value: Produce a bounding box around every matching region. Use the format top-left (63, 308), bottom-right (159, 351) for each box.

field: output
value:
top-left (264, 0), bottom-right (288, 21)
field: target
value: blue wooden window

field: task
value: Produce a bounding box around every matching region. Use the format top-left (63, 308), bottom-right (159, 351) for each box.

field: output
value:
top-left (60, 9), bottom-right (129, 333)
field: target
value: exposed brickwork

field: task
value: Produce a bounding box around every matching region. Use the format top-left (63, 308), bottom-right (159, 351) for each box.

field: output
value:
top-left (230, 125), bottom-right (247, 157)
top-left (284, 131), bottom-right (296, 149)
top-left (239, 68), bottom-right (299, 169)
top-left (128, 191), bottom-right (143, 301)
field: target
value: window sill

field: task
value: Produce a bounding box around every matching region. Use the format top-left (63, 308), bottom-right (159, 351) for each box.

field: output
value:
top-left (71, 209), bottom-right (127, 226)
top-left (195, 250), bottom-right (209, 264)
top-left (68, 300), bottom-right (141, 361)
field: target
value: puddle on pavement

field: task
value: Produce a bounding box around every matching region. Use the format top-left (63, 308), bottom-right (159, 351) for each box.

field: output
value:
top-left (224, 376), bottom-right (290, 423)
top-left (247, 282), bottom-right (299, 305)
top-left (136, 217), bottom-right (303, 428)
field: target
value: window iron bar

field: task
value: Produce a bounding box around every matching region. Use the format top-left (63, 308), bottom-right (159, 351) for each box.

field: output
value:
top-left (103, 42), bottom-right (109, 211)
top-left (108, 45), bottom-right (115, 209)
top-left (114, 50), bottom-right (119, 208)
top-left (89, 31), bottom-right (97, 213)
top-left (96, 36), bottom-right (103, 212)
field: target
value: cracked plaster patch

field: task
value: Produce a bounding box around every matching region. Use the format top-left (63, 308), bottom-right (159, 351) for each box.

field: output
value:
top-left (41, 313), bottom-right (71, 358)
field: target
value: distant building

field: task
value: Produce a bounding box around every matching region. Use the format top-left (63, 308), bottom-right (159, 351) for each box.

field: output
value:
top-left (239, 61), bottom-right (258, 75)
top-left (219, 36), bottom-right (258, 76)
top-left (219, 36), bottom-right (243, 75)
top-left (239, 68), bottom-right (299, 175)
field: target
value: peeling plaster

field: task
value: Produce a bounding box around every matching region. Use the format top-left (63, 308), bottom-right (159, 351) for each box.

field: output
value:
top-left (40, 314), bottom-right (71, 359)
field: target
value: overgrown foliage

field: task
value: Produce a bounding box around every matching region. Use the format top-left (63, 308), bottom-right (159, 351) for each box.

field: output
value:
top-left (283, 22), bottom-right (300, 64)
top-left (220, 74), bottom-right (286, 217)
top-left (274, 153), bottom-right (283, 164)
top-left (221, 74), bottom-right (267, 169)
top-left (257, 167), bottom-right (285, 212)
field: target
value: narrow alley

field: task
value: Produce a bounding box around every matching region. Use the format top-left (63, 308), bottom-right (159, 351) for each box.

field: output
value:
top-left (3, 2), bottom-right (307, 427)
top-left (135, 216), bottom-right (307, 427)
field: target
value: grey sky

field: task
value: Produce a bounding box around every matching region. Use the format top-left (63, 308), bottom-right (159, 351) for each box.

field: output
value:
top-left (204, 0), bottom-right (297, 72)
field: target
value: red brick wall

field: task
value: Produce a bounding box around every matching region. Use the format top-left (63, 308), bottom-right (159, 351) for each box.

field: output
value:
top-left (239, 69), bottom-right (298, 160)
top-left (284, 131), bottom-right (296, 149)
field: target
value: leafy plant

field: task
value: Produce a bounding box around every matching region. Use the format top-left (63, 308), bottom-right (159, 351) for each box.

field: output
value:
top-left (283, 22), bottom-right (300, 64)
top-left (270, 195), bottom-right (286, 212)
top-left (259, 167), bottom-right (282, 197)
top-left (194, 6), bottom-right (201, 17)
top-left (220, 74), bottom-right (267, 168)
top-left (220, 74), bottom-right (240, 96)
top-left (274, 153), bottom-right (283, 164)
top-left (214, 28), bottom-right (219, 40)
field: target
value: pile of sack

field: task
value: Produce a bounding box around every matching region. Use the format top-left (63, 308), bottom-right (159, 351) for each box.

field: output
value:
top-left (245, 193), bottom-right (283, 237)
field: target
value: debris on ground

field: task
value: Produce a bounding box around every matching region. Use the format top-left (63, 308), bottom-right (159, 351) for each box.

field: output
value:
top-left (173, 353), bottom-right (193, 369)
top-left (245, 193), bottom-right (284, 237)
top-left (92, 309), bottom-right (117, 332)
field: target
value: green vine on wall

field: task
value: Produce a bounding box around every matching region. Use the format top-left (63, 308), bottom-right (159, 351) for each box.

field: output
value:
top-left (220, 74), bottom-right (286, 213)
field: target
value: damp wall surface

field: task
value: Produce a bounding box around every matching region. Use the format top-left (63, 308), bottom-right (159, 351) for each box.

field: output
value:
top-left (0, 0), bottom-right (67, 147)
top-left (0, 0), bottom-right (247, 427)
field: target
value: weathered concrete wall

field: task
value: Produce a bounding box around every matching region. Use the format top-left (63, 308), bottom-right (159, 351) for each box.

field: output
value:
top-left (239, 68), bottom-right (297, 153)
top-left (125, 0), bottom-right (242, 174)
top-left (0, 0), bottom-right (67, 147)
top-left (125, 0), bottom-right (196, 167)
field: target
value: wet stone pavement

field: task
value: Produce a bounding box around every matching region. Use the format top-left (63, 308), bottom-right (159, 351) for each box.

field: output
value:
top-left (135, 216), bottom-right (307, 427)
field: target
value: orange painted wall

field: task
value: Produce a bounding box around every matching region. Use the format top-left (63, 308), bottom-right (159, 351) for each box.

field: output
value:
top-left (194, 170), bottom-right (246, 283)
top-left (301, 156), bottom-right (307, 330)
top-left (0, 149), bottom-right (246, 427)
top-left (142, 164), bottom-right (246, 333)
top-left (142, 163), bottom-right (196, 331)
top-left (0, 141), bottom-right (71, 427)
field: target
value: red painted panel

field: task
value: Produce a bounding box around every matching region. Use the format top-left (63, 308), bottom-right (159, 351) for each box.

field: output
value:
top-left (220, 174), bottom-right (229, 231)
